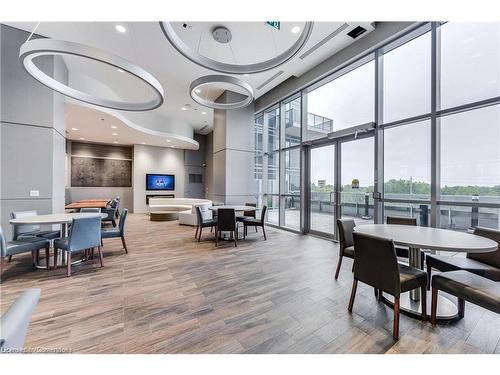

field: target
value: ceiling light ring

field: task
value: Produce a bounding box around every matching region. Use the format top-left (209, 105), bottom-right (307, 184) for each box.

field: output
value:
top-left (160, 22), bottom-right (314, 74)
top-left (19, 38), bottom-right (165, 111)
top-left (190, 75), bottom-right (254, 110)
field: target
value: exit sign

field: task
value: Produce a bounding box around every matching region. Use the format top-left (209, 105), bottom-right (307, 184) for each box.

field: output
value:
top-left (266, 21), bottom-right (280, 30)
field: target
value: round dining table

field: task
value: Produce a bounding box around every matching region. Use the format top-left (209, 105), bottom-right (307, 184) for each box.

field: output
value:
top-left (10, 212), bottom-right (107, 268)
top-left (353, 224), bottom-right (498, 321)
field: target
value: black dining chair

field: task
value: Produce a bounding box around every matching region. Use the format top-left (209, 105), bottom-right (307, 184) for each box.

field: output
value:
top-left (101, 208), bottom-right (129, 253)
top-left (53, 216), bottom-right (103, 277)
top-left (426, 227), bottom-right (500, 289)
top-left (195, 206), bottom-right (217, 242)
top-left (236, 202), bottom-right (257, 227)
top-left (348, 232), bottom-right (428, 340)
top-left (386, 216), bottom-right (425, 269)
top-left (335, 219), bottom-right (356, 279)
top-left (242, 205), bottom-right (268, 240)
top-left (215, 208), bottom-right (237, 247)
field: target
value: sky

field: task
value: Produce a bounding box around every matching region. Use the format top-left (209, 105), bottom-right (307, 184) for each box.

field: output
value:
top-left (307, 22), bottom-right (500, 188)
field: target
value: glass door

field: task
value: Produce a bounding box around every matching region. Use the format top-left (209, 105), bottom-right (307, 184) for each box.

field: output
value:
top-left (309, 144), bottom-right (336, 237)
top-left (340, 136), bottom-right (375, 226)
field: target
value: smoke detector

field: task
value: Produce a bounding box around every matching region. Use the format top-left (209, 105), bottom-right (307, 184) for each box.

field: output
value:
top-left (212, 26), bottom-right (232, 44)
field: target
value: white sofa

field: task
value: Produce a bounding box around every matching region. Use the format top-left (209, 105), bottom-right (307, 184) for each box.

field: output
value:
top-left (148, 197), bottom-right (212, 226)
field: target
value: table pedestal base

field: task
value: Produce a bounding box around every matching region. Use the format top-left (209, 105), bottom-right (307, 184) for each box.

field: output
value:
top-left (380, 292), bottom-right (459, 323)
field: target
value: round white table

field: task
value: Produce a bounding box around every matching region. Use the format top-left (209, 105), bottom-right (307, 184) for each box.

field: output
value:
top-left (209, 205), bottom-right (257, 212)
top-left (10, 212), bottom-right (107, 268)
top-left (353, 224), bottom-right (498, 321)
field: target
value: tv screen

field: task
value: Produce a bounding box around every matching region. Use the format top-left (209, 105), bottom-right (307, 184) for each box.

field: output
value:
top-left (146, 174), bottom-right (175, 191)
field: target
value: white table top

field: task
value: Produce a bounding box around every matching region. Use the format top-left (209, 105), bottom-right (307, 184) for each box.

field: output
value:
top-left (353, 224), bottom-right (498, 253)
top-left (209, 205), bottom-right (257, 211)
top-left (10, 212), bottom-right (107, 225)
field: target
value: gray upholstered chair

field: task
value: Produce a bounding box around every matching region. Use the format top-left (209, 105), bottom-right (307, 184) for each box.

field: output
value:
top-left (195, 206), bottom-right (217, 242)
top-left (80, 208), bottom-right (101, 213)
top-left (1, 226), bottom-right (51, 275)
top-left (426, 227), bottom-right (500, 289)
top-left (101, 208), bottom-right (129, 253)
top-left (242, 205), bottom-right (267, 240)
top-left (53, 216), bottom-right (103, 277)
top-left (348, 232), bottom-right (428, 339)
top-left (335, 219), bottom-right (356, 279)
top-left (386, 216), bottom-right (425, 268)
top-left (0, 288), bottom-right (41, 353)
top-left (102, 198), bottom-right (118, 227)
top-left (215, 208), bottom-right (237, 247)
top-left (431, 270), bottom-right (500, 324)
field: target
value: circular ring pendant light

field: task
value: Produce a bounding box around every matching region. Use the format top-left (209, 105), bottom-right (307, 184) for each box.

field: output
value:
top-left (19, 39), bottom-right (165, 111)
top-left (160, 22), bottom-right (314, 75)
top-left (190, 75), bottom-right (254, 110)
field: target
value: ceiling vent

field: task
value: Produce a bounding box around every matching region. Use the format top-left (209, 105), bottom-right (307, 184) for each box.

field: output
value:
top-left (347, 26), bottom-right (367, 39)
top-left (256, 70), bottom-right (284, 90)
top-left (299, 23), bottom-right (350, 60)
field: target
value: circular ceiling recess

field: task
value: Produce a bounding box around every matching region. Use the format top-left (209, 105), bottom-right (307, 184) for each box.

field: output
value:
top-left (159, 21), bottom-right (314, 74)
top-left (19, 39), bottom-right (165, 111)
top-left (190, 75), bottom-right (254, 110)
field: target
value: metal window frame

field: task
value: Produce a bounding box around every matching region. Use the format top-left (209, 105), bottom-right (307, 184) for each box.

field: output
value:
top-left (253, 21), bottom-right (500, 238)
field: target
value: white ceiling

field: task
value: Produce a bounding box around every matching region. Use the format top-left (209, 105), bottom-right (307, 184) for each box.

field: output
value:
top-left (5, 21), bottom-right (375, 148)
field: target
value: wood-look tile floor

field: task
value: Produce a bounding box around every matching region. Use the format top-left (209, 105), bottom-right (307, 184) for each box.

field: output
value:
top-left (1, 213), bottom-right (499, 354)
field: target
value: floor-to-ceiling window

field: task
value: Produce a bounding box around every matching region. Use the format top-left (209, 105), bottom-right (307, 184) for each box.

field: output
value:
top-left (255, 22), bottom-right (500, 236)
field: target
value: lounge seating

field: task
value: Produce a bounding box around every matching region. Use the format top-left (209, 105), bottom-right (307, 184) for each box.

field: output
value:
top-left (335, 218), bottom-right (355, 279)
top-left (0, 288), bottom-right (41, 353)
top-left (349, 232), bottom-right (427, 339)
top-left (148, 197), bottom-right (213, 225)
top-left (242, 205), bottom-right (267, 240)
top-left (426, 227), bottom-right (500, 289)
top-left (195, 206), bottom-right (217, 242)
top-left (0, 226), bottom-right (51, 275)
top-left (101, 209), bottom-right (129, 253)
top-left (54, 216), bottom-right (103, 277)
top-left (431, 270), bottom-right (500, 324)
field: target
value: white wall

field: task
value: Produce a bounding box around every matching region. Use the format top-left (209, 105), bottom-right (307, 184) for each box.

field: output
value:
top-left (133, 144), bottom-right (186, 213)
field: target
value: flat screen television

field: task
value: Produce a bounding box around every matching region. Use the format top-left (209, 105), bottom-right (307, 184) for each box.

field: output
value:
top-left (146, 174), bottom-right (175, 191)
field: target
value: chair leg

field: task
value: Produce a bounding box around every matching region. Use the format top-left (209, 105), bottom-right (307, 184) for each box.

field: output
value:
top-left (195, 226), bottom-right (199, 238)
top-left (234, 230), bottom-right (238, 247)
top-left (0, 257), bottom-right (5, 280)
top-left (262, 226), bottom-right (267, 240)
top-left (98, 246), bottom-right (104, 267)
top-left (374, 288), bottom-right (378, 298)
top-left (121, 236), bottom-right (128, 254)
top-left (7, 255), bottom-right (12, 263)
top-left (112, 219), bottom-right (117, 227)
top-left (45, 247), bottom-right (50, 270)
top-left (427, 263), bottom-right (432, 290)
top-left (91, 248), bottom-right (94, 259)
top-left (393, 297), bottom-right (400, 340)
top-left (421, 286), bottom-right (427, 320)
top-left (458, 298), bottom-right (465, 319)
top-left (210, 226), bottom-right (213, 233)
top-left (347, 279), bottom-right (358, 312)
top-left (66, 252), bottom-right (72, 277)
top-left (198, 227), bottom-right (203, 242)
top-left (351, 262), bottom-right (355, 273)
top-left (215, 230), bottom-right (219, 247)
top-left (431, 287), bottom-right (438, 325)
top-left (53, 248), bottom-right (58, 269)
top-left (334, 255), bottom-right (343, 280)
top-left (31, 250), bottom-right (37, 267)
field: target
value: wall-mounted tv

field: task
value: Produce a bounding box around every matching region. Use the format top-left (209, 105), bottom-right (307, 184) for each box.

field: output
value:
top-left (146, 174), bottom-right (175, 191)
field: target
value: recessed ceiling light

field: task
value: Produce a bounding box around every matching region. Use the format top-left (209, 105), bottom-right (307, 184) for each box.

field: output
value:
top-left (195, 89), bottom-right (201, 94)
top-left (117, 68), bottom-right (124, 73)
top-left (113, 140), bottom-right (119, 144)
top-left (141, 142), bottom-right (146, 145)
top-left (111, 125), bottom-right (117, 129)
top-left (166, 139), bottom-right (171, 142)
top-left (115, 25), bottom-right (126, 33)
top-left (201, 111), bottom-right (207, 115)
top-left (291, 26), bottom-right (301, 34)
top-left (79, 137), bottom-right (85, 140)
top-left (170, 145), bottom-right (175, 148)
top-left (243, 74), bottom-right (250, 77)
top-left (181, 107), bottom-right (187, 111)
top-left (112, 132), bottom-right (118, 136)
top-left (71, 127), bottom-right (78, 131)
